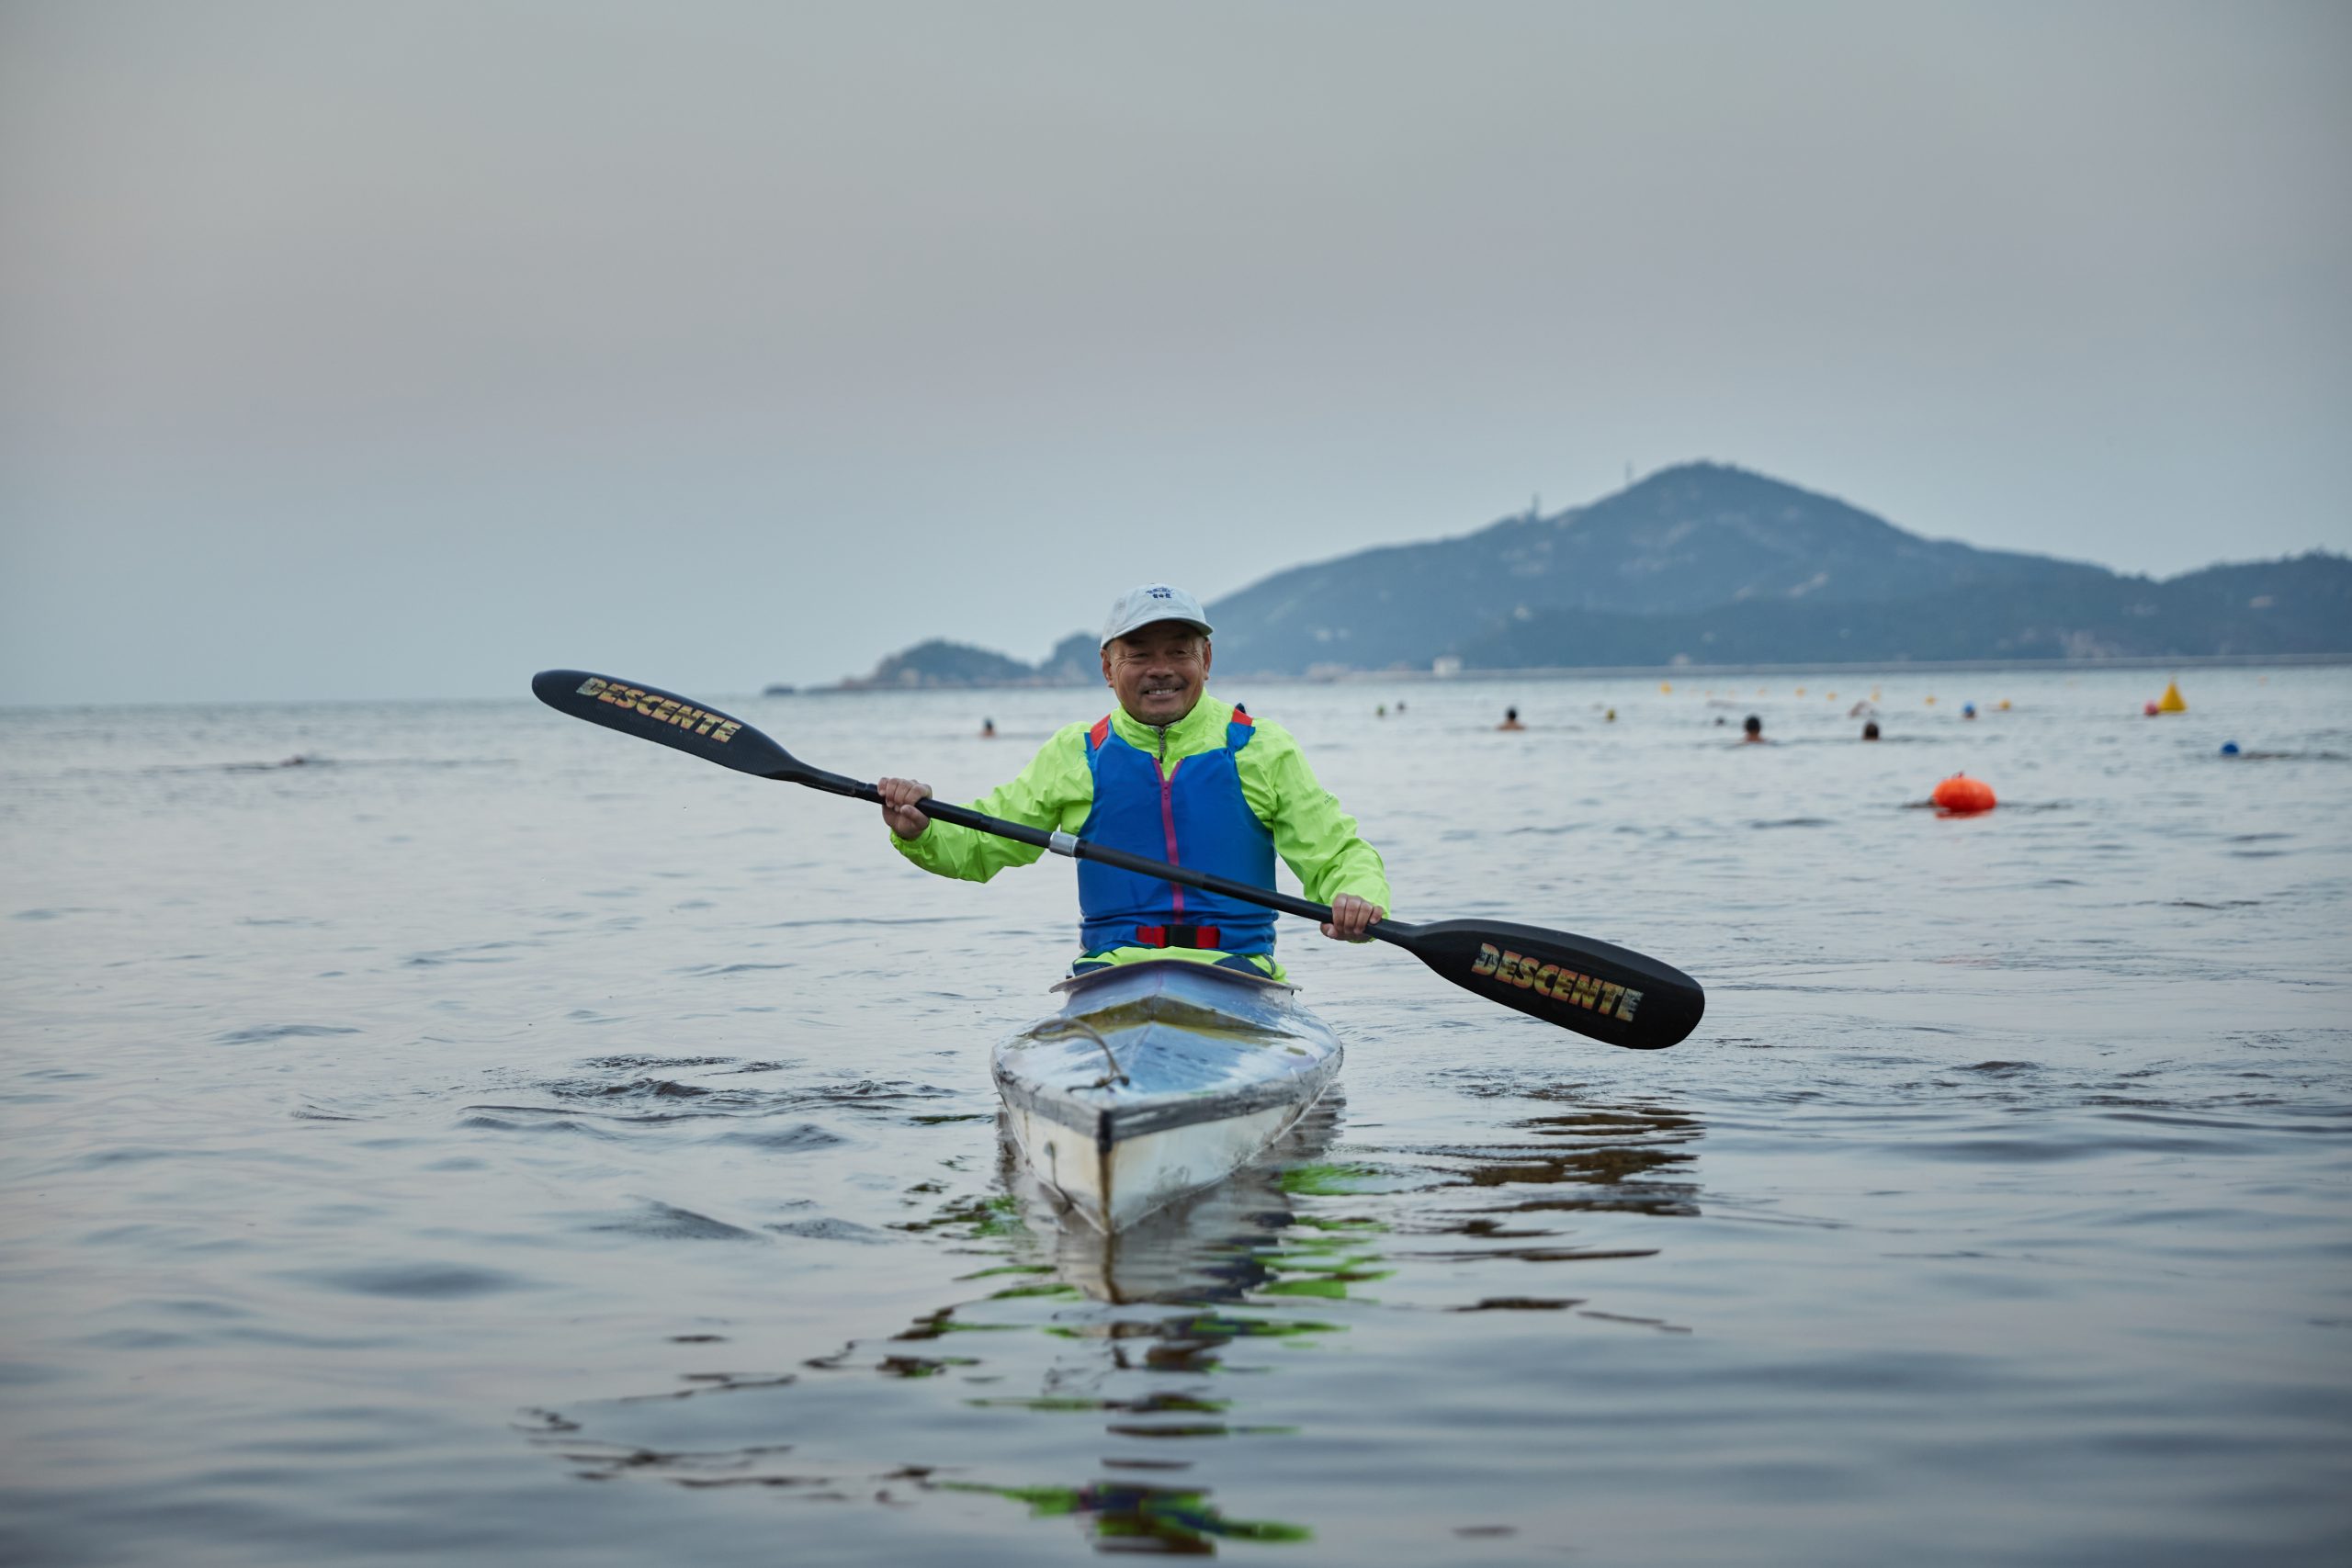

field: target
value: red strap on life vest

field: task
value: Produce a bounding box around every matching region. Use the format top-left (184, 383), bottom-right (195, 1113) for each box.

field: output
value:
top-left (1135, 924), bottom-right (1223, 950)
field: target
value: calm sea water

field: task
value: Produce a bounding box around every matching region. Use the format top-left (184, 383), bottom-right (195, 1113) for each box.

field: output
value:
top-left (4, 667), bottom-right (2347, 1565)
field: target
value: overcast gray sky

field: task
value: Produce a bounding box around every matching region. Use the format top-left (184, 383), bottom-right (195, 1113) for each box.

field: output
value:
top-left (3, 0), bottom-right (2346, 704)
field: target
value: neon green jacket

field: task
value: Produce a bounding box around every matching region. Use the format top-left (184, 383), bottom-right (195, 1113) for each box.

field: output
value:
top-left (890, 694), bottom-right (1391, 974)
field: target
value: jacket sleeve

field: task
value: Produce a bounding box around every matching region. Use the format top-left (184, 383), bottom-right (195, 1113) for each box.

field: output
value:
top-left (1238, 721), bottom-right (1394, 913)
top-left (888, 723), bottom-right (1094, 883)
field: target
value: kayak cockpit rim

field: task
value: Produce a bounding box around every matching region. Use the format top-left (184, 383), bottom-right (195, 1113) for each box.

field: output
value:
top-left (1047, 961), bottom-right (1298, 999)
top-left (997, 960), bottom-right (1339, 1145)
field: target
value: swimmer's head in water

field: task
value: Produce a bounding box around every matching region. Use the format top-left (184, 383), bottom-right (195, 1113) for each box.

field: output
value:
top-left (1743, 715), bottom-right (1762, 737)
top-left (1863, 721), bottom-right (1880, 740)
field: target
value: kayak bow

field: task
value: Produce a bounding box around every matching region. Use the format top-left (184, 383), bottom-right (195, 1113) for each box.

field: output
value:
top-left (993, 961), bottom-right (1342, 1232)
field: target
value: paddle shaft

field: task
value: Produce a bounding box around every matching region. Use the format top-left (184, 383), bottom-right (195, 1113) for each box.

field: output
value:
top-left (530, 668), bottom-right (1705, 1047)
top-left (786, 763), bottom-right (1701, 1048)
top-left (864, 784), bottom-right (1405, 937)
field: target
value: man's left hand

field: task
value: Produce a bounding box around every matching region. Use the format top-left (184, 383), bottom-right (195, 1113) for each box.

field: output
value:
top-left (1320, 894), bottom-right (1385, 943)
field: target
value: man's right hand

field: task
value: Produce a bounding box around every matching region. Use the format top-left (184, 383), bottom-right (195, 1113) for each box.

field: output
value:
top-left (877, 777), bottom-right (934, 841)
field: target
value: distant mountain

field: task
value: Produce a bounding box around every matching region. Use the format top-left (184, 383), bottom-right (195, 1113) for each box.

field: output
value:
top-left (1035, 632), bottom-right (1100, 683)
top-left (846, 464), bottom-right (2350, 683)
top-left (848, 639), bottom-right (1038, 689)
top-left (842, 632), bottom-right (1095, 689)
top-left (1206, 463), bottom-right (2135, 673)
top-left (1457, 552), bottom-right (2352, 667)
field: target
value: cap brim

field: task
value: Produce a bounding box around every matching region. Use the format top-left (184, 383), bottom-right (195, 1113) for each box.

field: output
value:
top-left (1101, 616), bottom-right (1213, 647)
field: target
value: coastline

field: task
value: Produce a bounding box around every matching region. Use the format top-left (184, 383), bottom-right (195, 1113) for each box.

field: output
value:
top-left (808, 648), bottom-right (2352, 695)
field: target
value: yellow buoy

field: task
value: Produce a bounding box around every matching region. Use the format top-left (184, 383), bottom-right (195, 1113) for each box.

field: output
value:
top-left (2158, 681), bottom-right (2187, 713)
top-left (1826, 691), bottom-right (1837, 701)
top-left (1660, 682), bottom-right (1672, 694)
top-left (1794, 686), bottom-right (1806, 696)
top-left (1997, 699), bottom-right (2011, 712)
top-left (1925, 695), bottom-right (1937, 706)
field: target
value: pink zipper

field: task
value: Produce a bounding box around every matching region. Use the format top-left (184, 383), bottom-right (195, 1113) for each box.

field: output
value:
top-left (1157, 750), bottom-right (1184, 919)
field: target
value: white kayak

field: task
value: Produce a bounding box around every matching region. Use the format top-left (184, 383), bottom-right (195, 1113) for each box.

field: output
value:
top-left (991, 959), bottom-right (1344, 1233)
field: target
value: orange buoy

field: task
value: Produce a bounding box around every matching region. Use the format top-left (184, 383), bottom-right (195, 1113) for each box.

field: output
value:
top-left (1931, 774), bottom-right (1996, 814)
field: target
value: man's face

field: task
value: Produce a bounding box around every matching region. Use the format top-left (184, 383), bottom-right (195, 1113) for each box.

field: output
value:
top-left (1102, 621), bottom-right (1211, 727)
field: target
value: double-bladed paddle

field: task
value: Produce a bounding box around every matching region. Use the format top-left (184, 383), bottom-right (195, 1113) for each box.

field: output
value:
top-left (532, 669), bottom-right (1704, 1050)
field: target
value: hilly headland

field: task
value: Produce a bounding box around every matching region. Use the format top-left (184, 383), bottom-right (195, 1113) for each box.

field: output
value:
top-left (835, 464), bottom-right (2351, 686)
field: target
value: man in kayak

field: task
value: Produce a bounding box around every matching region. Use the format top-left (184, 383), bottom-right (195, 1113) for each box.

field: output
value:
top-left (877, 583), bottom-right (1390, 981)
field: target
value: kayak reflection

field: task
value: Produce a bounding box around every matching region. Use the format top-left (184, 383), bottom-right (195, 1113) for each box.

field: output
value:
top-left (911, 1098), bottom-right (1350, 1550)
top-left (932, 1477), bottom-right (1312, 1551)
top-left (514, 1086), bottom-right (1703, 1553)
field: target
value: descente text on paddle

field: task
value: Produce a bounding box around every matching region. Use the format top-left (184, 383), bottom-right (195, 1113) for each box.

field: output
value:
top-left (575, 677), bottom-right (741, 743)
top-left (1471, 944), bottom-right (1643, 1021)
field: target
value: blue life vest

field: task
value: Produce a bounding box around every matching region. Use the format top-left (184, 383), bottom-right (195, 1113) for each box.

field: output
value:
top-left (1077, 706), bottom-right (1277, 955)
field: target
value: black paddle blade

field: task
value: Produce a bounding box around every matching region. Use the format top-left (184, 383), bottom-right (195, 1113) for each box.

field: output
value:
top-left (1393, 919), bottom-right (1704, 1050)
top-left (531, 670), bottom-right (802, 781)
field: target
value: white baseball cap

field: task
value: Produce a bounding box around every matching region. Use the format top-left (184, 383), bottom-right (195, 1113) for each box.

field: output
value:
top-left (1100, 583), bottom-right (1214, 648)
